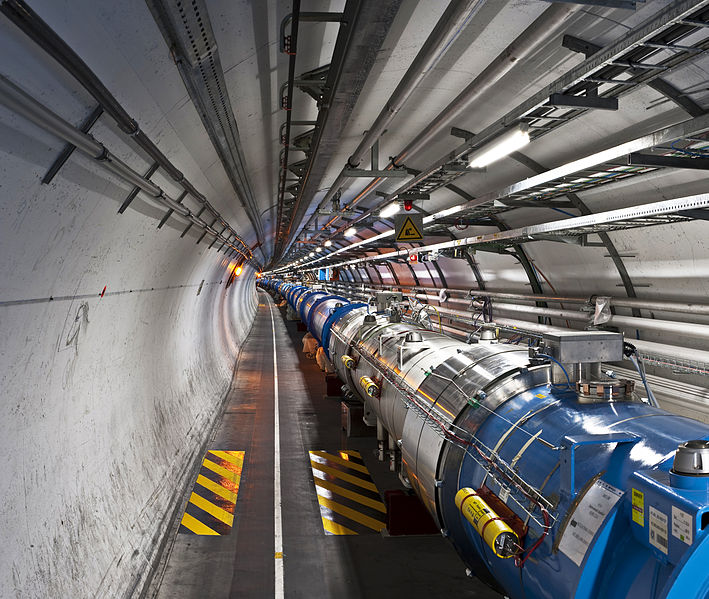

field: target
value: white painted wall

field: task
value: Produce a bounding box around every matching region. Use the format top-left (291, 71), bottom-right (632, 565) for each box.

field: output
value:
top-left (0, 2), bottom-right (259, 596)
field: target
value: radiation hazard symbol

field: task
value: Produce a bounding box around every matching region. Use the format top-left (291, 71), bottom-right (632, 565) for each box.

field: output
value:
top-left (394, 214), bottom-right (424, 242)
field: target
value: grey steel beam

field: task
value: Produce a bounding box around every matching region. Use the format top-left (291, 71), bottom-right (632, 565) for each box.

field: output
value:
top-left (627, 153), bottom-right (709, 169)
top-left (548, 92), bottom-right (618, 111)
top-left (276, 0), bottom-right (403, 259)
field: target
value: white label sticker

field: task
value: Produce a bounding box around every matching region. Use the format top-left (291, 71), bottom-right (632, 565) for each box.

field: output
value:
top-left (671, 506), bottom-right (693, 546)
top-left (649, 506), bottom-right (669, 554)
top-left (559, 480), bottom-right (623, 567)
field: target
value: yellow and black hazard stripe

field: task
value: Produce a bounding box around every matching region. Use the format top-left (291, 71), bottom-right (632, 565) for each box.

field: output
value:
top-left (309, 450), bottom-right (387, 535)
top-left (179, 450), bottom-right (245, 535)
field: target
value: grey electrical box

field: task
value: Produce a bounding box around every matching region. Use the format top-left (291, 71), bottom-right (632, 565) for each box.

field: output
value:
top-left (542, 331), bottom-right (623, 363)
top-left (375, 291), bottom-right (403, 312)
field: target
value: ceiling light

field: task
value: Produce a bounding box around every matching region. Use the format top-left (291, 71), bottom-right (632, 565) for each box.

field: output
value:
top-left (316, 246), bottom-right (323, 252)
top-left (309, 252), bottom-right (315, 257)
top-left (379, 203), bottom-right (399, 218)
top-left (468, 125), bottom-right (530, 169)
top-left (344, 227), bottom-right (357, 238)
top-left (324, 240), bottom-right (332, 247)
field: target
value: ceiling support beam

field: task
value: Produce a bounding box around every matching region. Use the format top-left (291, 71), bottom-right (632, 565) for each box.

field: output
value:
top-left (146, 0), bottom-right (265, 247)
top-left (275, 0), bottom-right (403, 261)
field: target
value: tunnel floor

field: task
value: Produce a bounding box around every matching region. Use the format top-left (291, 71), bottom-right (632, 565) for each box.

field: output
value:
top-left (151, 291), bottom-right (502, 598)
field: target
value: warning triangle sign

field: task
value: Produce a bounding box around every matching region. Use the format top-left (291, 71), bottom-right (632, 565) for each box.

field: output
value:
top-left (395, 214), bottom-right (424, 242)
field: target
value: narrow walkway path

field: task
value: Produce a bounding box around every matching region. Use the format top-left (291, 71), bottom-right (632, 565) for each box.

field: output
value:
top-left (153, 291), bottom-right (500, 598)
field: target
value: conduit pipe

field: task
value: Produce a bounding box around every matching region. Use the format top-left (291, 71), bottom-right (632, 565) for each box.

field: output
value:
top-left (330, 280), bottom-right (709, 316)
top-left (326, 282), bottom-right (709, 362)
top-left (0, 75), bottom-right (248, 260)
top-left (429, 299), bottom-right (709, 343)
top-left (315, 2), bottom-right (581, 238)
top-left (316, 0), bottom-right (490, 212)
top-left (0, 0), bottom-right (254, 260)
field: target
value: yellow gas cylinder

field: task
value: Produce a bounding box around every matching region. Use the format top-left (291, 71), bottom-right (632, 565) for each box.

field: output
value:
top-left (359, 376), bottom-right (379, 397)
top-left (454, 487), bottom-right (519, 558)
top-left (341, 355), bottom-right (355, 369)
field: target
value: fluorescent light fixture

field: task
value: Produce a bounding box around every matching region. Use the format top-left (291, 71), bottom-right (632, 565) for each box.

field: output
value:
top-left (324, 240), bottom-right (333, 247)
top-left (316, 246), bottom-right (323, 252)
top-left (469, 125), bottom-right (530, 169)
top-left (379, 203), bottom-right (399, 218)
top-left (344, 227), bottom-right (357, 237)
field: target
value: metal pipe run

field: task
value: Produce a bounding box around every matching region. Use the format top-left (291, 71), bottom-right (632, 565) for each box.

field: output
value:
top-left (329, 276), bottom-right (709, 316)
top-left (0, 75), bottom-right (249, 261)
top-left (347, 0), bottom-right (489, 168)
top-left (309, 0), bottom-right (494, 228)
top-left (323, 280), bottom-right (709, 365)
top-left (0, 0), bottom-right (254, 261)
top-left (313, 2), bottom-right (580, 238)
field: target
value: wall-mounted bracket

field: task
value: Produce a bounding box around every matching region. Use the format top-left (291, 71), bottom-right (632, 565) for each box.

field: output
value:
top-left (549, 92), bottom-right (618, 111)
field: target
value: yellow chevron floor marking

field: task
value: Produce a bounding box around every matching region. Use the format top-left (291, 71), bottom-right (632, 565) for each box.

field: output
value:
top-left (203, 457), bottom-right (239, 481)
top-left (209, 450), bottom-right (244, 468)
top-left (322, 517), bottom-right (358, 536)
top-left (196, 474), bottom-right (238, 503)
top-left (310, 461), bottom-right (378, 492)
top-left (316, 495), bottom-right (386, 532)
top-left (189, 492), bottom-right (235, 526)
top-left (180, 512), bottom-right (219, 536)
top-left (179, 450), bottom-right (245, 535)
top-left (310, 450), bottom-right (370, 474)
top-left (314, 478), bottom-right (386, 513)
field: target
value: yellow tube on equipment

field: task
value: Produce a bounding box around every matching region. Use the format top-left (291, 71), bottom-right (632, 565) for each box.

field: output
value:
top-left (455, 487), bottom-right (519, 558)
top-left (359, 376), bottom-right (379, 397)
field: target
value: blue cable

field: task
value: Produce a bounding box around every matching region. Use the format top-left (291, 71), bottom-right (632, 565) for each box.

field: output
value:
top-left (538, 353), bottom-right (573, 389)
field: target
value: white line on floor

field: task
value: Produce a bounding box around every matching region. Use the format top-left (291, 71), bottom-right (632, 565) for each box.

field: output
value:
top-left (269, 300), bottom-right (285, 599)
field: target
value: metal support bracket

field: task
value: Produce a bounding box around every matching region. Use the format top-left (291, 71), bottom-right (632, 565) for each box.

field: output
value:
top-left (549, 92), bottom-right (619, 111)
top-left (118, 161), bottom-right (159, 214)
top-left (343, 168), bottom-right (409, 178)
top-left (181, 206), bottom-right (205, 238)
top-left (157, 189), bottom-right (188, 229)
top-left (42, 105), bottom-right (103, 184)
top-left (560, 433), bottom-right (640, 497)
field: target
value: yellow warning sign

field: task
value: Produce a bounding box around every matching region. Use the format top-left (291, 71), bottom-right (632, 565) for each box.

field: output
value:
top-left (632, 488), bottom-right (644, 526)
top-left (394, 214), bottom-right (424, 242)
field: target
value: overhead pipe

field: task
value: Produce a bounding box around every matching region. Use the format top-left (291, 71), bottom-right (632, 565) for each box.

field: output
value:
top-left (0, 0), bottom-right (254, 261)
top-left (312, 2), bottom-right (581, 238)
top-left (0, 75), bottom-right (250, 261)
top-left (330, 279), bottom-right (709, 316)
top-left (309, 0), bottom-right (495, 230)
top-left (274, 0), bottom-right (301, 257)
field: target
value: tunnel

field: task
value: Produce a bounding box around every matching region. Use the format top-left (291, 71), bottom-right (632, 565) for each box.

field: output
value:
top-left (1, 0), bottom-right (709, 598)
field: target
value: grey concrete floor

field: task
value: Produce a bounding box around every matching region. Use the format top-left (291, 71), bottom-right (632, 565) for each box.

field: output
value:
top-left (152, 292), bottom-right (502, 598)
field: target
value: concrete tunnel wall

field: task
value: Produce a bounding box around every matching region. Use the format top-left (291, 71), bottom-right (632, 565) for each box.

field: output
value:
top-left (0, 3), bottom-right (260, 595)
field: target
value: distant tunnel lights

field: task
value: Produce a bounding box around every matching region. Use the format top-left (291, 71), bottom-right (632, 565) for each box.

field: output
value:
top-left (379, 203), bottom-right (400, 218)
top-left (344, 227), bottom-right (357, 238)
top-left (468, 125), bottom-right (530, 169)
